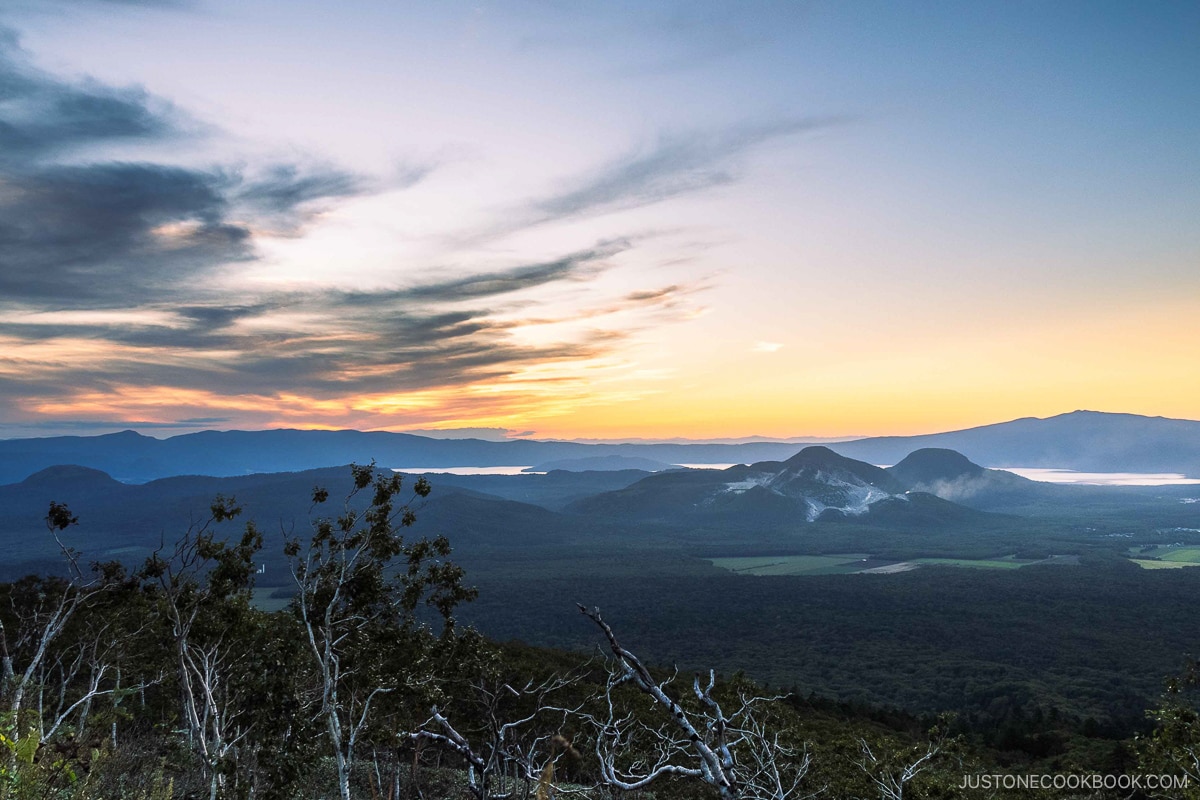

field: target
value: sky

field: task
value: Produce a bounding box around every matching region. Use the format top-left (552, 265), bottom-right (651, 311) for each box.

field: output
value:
top-left (0, 0), bottom-right (1197, 441)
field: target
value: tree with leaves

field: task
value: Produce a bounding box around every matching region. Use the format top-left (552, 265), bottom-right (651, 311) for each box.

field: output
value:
top-left (0, 503), bottom-right (126, 752)
top-left (1139, 658), bottom-right (1200, 799)
top-left (141, 494), bottom-right (266, 800)
top-left (284, 462), bottom-right (475, 800)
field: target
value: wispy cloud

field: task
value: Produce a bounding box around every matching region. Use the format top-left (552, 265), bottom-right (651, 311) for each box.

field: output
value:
top-left (0, 26), bottom-right (713, 433)
top-left (400, 240), bottom-right (626, 302)
top-left (0, 28), bottom-right (173, 161)
top-left (534, 119), bottom-right (834, 222)
top-left (0, 236), bottom-right (703, 429)
top-left (447, 117), bottom-right (840, 250)
top-left (0, 28), bottom-right (366, 309)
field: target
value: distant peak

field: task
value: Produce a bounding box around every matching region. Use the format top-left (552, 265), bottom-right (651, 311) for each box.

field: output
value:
top-left (21, 464), bottom-right (122, 486)
top-left (784, 445), bottom-right (841, 463)
top-left (889, 448), bottom-right (984, 488)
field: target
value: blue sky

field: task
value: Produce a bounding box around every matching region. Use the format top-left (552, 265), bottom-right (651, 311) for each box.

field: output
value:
top-left (1, 0), bottom-right (1197, 439)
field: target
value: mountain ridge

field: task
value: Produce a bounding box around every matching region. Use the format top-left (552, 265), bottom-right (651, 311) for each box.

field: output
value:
top-left (1, 410), bottom-right (1198, 483)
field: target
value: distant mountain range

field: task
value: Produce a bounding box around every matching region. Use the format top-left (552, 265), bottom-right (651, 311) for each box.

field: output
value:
top-left (0, 410), bottom-right (1197, 484)
top-left (0, 446), bottom-right (1004, 575)
top-left (567, 446), bottom-right (999, 529)
top-left (3, 439), bottom-right (1198, 578)
top-left (832, 411), bottom-right (1200, 475)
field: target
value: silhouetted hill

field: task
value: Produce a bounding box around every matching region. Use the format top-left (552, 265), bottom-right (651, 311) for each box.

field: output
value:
top-left (0, 429), bottom-right (804, 484)
top-left (566, 446), bottom-right (977, 528)
top-left (0, 464), bottom-right (636, 578)
top-left (396, 469), bottom-right (650, 511)
top-left (21, 464), bottom-right (127, 489)
top-left (782, 446), bottom-right (906, 492)
top-left (3, 411), bottom-right (1199, 483)
top-left (882, 447), bottom-right (1200, 518)
top-left (888, 448), bottom-right (985, 486)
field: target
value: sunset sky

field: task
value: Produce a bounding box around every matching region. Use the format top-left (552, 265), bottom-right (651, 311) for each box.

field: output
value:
top-left (1, 0), bottom-right (1197, 440)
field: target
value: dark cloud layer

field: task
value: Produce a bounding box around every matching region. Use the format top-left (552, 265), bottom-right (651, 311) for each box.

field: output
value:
top-left (0, 29), bottom-right (363, 308)
top-left (0, 28), bottom-right (170, 160)
top-left (0, 25), bottom-right (710, 425)
top-left (0, 163), bottom-right (249, 301)
top-left (0, 241), bottom-right (663, 403)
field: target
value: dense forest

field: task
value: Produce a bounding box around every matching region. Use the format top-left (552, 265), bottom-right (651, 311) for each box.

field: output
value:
top-left (2, 465), bottom-right (1199, 799)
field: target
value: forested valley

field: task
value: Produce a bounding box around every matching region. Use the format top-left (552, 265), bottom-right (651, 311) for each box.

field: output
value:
top-left (3, 462), bottom-right (1200, 799)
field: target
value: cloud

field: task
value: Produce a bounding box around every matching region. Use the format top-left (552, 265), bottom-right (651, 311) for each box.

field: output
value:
top-left (753, 341), bottom-right (783, 353)
top-left (532, 118), bottom-right (834, 222)
top-left (0, 26), bottom-right (711, 433)
top-left (236, 163), bottom-right (361, 223)
top-left (0, 28), bottom-right (174, 161)
top-left (446, 117), bottom-right (837, 251)
top-left (0, 161), bottom-right (363, 307)
top-left (401, 240), bottom-right (627, 302)
top-left (0, 239), bottom-right (676, 406)
top-left (0, 163), bottom-right (249, 303)
top-left (0, 30), bottom-right (364, 309)
top-left (400, 427), bottom-right (517, 442)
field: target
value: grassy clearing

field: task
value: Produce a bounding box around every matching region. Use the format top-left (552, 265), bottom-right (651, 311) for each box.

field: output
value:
top-left (1126, 544), bottom-right (1200, 569)
top-left (711, 553), bottom-right (1076, 575)
top-left (1131, 559), bottom-right (1200, 570)
top-left (912, 557), bottom-right (1028, 570)
top-left (1158, 547), bottom-right (1200, 562)
top-left (709, 554), bottom-right (871, 575)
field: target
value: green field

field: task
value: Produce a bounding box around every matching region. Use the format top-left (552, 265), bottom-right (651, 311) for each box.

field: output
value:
top-left (912, 557), bottom-right (1028, 569)
top-left (708, 554), bottom-right (872, 575)
top-left (710, 554), bottom-right (1080, 573)
top-left (1127, 544), bottom-right (1200, 569)
top-left (708, 553), bottom-right (1073, 575)
top-left (1130, 559), bottom-right (1200, 570)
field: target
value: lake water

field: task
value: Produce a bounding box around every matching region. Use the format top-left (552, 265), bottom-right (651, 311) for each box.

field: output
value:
top-left (393, 466), bottom-right (537, 475)
top-left (391, 464), bottom-right (1200, 486)
top-left (393, 464), bottom-right (737, 475)
top-left (1003, 468), bottom-right (1200, 486)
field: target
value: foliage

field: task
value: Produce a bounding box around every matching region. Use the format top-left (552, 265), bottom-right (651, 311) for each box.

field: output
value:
top-left (3, 465), bottom-right (1195, 798)
top-left (284, 461), bottom-right (475, 800)
top-left (1137, 658), bottom-right (1200, 798)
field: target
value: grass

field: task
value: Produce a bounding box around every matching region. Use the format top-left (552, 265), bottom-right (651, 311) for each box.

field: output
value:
top-left (710, 553), bottom-right (1077, 575)
top-left (708, 554), bottom-right (871, 576)
top-left (912, 557), bottom-right (1028, 570)
top-left (1126, 544), bottom-right (1200, 569)
top-left (1158, 547), bottom-right (1200, 562)
top-left (1130, 559), bottom-right (1200, 570)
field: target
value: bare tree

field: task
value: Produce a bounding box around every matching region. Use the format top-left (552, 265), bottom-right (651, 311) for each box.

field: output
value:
top-left (35, 612), bottom-right (144, 744)
top-left (411, 672), bottom-right (586, 800)
top-left (141, 495), bottom-right (263, 800)
top-left (0, 503), bottom-right (122, 748)
top-left (285, 463), bottom-right (473, 800)
top-left (853, 721), bottom-right (950, 800)
top-left (578, 605), bottom-right (811, 800)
